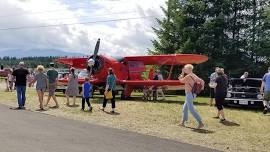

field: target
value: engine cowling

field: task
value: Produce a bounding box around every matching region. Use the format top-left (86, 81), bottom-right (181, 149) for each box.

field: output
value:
top-left (87, 55), bottom-right (104, 74)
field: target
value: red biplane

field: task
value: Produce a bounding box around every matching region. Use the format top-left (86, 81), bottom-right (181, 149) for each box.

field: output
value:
top-left (57, 39), bottom-right (208, 99)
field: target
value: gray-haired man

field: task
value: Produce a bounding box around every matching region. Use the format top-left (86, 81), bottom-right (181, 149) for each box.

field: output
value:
top-left (12, 62), bottom-right (29, 109)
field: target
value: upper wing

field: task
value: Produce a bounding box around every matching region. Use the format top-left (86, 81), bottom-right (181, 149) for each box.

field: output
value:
top-left (56, 57), bottom-right (88, 69)
top-left (123, 54), bottom-right (208, 65)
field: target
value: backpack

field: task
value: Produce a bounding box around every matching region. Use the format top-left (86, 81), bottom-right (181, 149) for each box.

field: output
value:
top-left (189, 76), bottom-right (204, 95)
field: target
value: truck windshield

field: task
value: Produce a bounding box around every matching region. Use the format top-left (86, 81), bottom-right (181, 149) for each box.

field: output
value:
top-left (78, 70), bottom-right (88, 78)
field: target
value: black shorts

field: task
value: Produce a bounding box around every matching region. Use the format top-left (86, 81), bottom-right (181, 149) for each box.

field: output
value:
top-left (210, 88), bottom-right (215, 98)
top-left (215, 93), bottom-right (226, 111)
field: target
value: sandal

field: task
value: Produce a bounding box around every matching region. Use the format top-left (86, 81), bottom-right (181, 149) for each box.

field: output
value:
top-left (36, 108), bottom-right (45, 111)
top-left (179, 123), bottom-right (185, 127)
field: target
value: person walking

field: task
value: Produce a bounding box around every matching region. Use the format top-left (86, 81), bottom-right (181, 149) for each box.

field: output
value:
top-left (209, 67), bottom-right (219, 106)
top-left (7, 69), bottom-right (14, 92)
top-left (65, 68), bottom-right (79, 106)
top-left (178, 64), bottom-right (205, 129)
top-left (81, 77), bottom-right (93, 112)
top-left (213, 68), bottom-right (228, 121)
top-left (101, 68), bottom-right (117, 113)
top-left (29, 65), bottom-right (48, 111)
top-left (260, 67), bottom-right (270, 114)
top-left (45, 63), bottom-right (59, 108)
top-left (12, 62), bottom-right (29, 110)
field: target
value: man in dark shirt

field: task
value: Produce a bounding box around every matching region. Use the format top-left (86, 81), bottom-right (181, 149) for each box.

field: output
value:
top-left (12, 62), bottom-right (29, 109)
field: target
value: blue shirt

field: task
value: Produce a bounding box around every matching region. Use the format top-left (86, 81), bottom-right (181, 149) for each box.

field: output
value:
top-left (83, 82), bottom-right (92, 98)
top-left (263, 73), bottom-right (270, 91)
top-left (107, 74), bottom-right (116, 90)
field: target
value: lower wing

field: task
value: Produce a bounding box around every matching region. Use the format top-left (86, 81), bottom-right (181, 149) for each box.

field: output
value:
top-left (119, 80), bottom-right (183, 86)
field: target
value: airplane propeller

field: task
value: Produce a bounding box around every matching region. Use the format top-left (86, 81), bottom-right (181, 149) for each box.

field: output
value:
top-left (93, 38), bottom-right (100, 61)
top-left (88, 38), bottom-right (100, 76)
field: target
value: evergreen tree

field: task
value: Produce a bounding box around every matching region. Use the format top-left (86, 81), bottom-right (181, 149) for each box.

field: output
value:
top-left (151, 0), bottom-right (183, 55)
top-left (152, 0), bottom-right (270, 78)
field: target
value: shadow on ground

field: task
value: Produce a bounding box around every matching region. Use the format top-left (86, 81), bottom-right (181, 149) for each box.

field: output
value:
top-left (184, 126), bottom-right (215, 134)
top-left (98, 108), bottom-right (120, 115)
top-left (220, 120), bottom-right (240, 127)
top-left (119, 96), bottom-right (208, 106)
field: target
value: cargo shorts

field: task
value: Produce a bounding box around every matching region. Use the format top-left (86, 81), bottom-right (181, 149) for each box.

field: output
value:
top-left (48, 83), bottom-right (57, 96)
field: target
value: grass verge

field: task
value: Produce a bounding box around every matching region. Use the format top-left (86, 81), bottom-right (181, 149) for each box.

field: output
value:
top-left (0, 87), bottom-right (269, 152)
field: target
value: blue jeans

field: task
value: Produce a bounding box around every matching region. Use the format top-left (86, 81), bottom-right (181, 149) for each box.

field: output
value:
top-left (16, 86), bottom-right (26, 107)
top-left (182, 93), bottom-right (202, 123)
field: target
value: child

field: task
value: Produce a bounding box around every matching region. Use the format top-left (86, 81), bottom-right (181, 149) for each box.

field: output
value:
top-left (82, 77), bottom-right (93, 112)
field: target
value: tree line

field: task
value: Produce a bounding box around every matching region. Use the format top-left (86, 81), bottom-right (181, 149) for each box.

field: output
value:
top-left (0, 56), bottom-right (67, 69)
top-left (151, 0), bottom-right (270, 80)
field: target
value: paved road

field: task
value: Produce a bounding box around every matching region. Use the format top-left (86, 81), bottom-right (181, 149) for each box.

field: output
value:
top-left (0, 104), bottom-right (218, 152)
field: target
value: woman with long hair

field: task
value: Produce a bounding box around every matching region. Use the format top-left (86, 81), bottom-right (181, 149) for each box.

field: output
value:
top-left (101, 68), bottom-right (117, 113)
top-left (65, 68), bottom-right (79, 106)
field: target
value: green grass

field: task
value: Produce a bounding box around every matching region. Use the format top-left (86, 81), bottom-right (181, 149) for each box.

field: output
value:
top-left (0, 87), bottom-right (269, 152)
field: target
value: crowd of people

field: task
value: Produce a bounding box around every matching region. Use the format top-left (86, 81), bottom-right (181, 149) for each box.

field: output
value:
top-left (3, 61), bottom-right (270, 130)
top-left (178, 64), bottom-right (270, 129)
top-left (208, 66), bottom-right (270, 117)
top-left (5, 62), bottom-right (117, 113)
